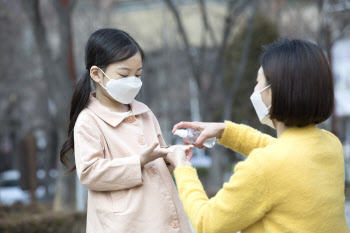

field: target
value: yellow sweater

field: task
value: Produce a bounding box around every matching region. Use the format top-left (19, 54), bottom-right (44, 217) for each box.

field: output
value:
top-left (174, 121), bottom-right (349, 233)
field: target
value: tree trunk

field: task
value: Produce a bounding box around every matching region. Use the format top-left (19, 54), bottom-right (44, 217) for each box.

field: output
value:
top-left (54, 125), bottom-right (76, 211)
top-left (22, 0), bottom-right (76, 211)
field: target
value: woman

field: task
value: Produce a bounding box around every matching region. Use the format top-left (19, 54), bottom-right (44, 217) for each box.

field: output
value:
top-left (168, 39), bottom-right (349, 233)
top-left (60, 28), bottom-right (193, 233)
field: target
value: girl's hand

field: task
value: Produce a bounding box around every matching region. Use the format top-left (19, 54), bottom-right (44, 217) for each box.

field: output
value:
top-left (140, 143), bottom-right (170, 167)
top-left (166, 148), bottom-right (192, 168)
top-left (166, 144), bottom-right (194, 153)
top-left (163, 145), bottom-right (194, 168)
top-left (172, 121), bottom-right (226, 149)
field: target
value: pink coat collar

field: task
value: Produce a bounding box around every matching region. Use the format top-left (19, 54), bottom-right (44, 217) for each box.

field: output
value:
top-left (87, 92), bottom-right (150, 127)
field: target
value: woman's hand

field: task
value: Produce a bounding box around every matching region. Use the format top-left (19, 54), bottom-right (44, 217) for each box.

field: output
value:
top-left (172, 121), bottom-right (226, 149)
top-left (140, 143), bottom-right (171, 167)
top-left (166, 147), bottom-right (193, 168)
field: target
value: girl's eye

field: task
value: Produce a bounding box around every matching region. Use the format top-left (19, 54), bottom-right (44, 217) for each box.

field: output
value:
top-left (119, 74), bottom-right (141, 78)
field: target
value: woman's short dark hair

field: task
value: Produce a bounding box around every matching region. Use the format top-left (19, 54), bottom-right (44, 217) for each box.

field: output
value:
top-left (261, 39), bottom-right (334, 127)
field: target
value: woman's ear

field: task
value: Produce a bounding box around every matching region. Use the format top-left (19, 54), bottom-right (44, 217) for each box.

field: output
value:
top-left (90, 66), bottom-right (103, 84)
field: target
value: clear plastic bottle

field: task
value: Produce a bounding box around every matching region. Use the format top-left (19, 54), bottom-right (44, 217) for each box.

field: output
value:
top-left (174, 128), bottom-right (216, 148)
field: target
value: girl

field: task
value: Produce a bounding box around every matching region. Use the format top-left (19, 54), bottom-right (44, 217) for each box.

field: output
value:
top-left (60, 28), bottom-right (193, 233)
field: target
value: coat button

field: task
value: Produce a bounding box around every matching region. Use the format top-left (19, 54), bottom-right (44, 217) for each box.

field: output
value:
top-left (150, 168), bottom-right (157, 174)
top-left (170, 221), bottom-right (178, 228)
top-left (138, 138), bottom-right (145, 145)
top-left (126, 116), bottom-right (135, 123)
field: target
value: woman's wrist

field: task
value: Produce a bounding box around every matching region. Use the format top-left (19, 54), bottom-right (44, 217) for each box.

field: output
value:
top-left (175, 160), bottom-right (192, 168)
top-left (216, 122), bottom-right (227, 139)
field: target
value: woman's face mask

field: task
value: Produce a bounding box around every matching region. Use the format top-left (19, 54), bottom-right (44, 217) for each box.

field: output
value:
top-left (250, 85), bottom-right (275, 129)
top-left (98, 68), bottom-right (142, 104)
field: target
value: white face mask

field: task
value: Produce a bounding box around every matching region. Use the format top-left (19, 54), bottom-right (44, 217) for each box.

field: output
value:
top-left (98, 68), bottom-right (142, 104)
top-left (250, 85), bottom-right (275, 129)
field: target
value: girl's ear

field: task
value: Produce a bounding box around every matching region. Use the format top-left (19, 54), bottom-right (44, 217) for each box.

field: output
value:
top-left (90, 66), bottom-right (103, 84)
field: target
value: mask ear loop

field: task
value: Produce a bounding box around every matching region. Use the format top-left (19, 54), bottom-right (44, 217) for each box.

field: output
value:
top-left (261, 85), bottom-right (272, 110)
top-left (97, 67), bottom-right (110, 90)
top-left (259, 84), bottom-right (271, 93)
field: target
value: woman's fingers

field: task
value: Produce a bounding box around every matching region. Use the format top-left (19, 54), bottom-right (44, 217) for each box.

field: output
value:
top-left (172, 121), bottom-right (215, 149)
top-left (186, 150), bottom-right (194, 161)
top-left (195, 131), bottom-right (209, 147)
top-left (185, 145), bottom-right (195, 151)
top-left (195, 144), bottom-right (207, 149)
top-left (181, 139), bottom-right (206, 150)
top-left (172, 121), bottom-right (201, 133)
top-left (182, 138), bottom-right (191, 145)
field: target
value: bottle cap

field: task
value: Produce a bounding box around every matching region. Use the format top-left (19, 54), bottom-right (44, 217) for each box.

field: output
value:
top-left (174, 129), bottom-right (188, 138)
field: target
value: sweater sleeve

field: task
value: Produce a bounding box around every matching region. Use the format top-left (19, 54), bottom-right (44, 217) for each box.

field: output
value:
top-left (74, 117), bottom-right (143, 191)
top-left (218, 121), bottom-right (277, 156)
top-left (174, 153), bottom-right (270, 233)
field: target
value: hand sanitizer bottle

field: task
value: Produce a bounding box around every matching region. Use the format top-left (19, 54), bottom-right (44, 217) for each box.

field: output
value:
top-left (174, 128), bottom-right (216, 148)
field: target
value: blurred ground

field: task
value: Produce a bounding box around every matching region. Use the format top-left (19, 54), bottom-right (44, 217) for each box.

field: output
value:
top-left (0, 203), bottom-right (86, 233)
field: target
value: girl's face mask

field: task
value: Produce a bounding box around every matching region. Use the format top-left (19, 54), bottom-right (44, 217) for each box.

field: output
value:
top-left (98, 67), bottom-right (142, 104)
top-left (250, 85), bottom-right (275, 129)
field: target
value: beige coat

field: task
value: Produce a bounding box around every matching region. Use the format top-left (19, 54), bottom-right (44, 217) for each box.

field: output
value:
top-left (74, 92), bottom-right (192, 233)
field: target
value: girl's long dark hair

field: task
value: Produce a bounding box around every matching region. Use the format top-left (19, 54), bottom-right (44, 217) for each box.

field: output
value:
top-left (60, 28), bottom-right (145, 172)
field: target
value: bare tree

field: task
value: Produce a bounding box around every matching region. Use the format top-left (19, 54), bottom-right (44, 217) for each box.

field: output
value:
top-left (164, 0), bottom-right (257, 117)
top-left (317, 0), bottom-right (350, 135)
top-left (22, 0), bottom-right (77, 211)
top-left (163, 0), bottom-right (259, 193)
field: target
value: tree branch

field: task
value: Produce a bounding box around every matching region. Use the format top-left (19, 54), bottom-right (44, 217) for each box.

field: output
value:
top-left (163, 0), bottom-right (201, 88)
top-left (228, 6), bottom-right (257, 99)
top-left (222, 4), bottom-right (258, 120)
top-left (22, 0), bottom-right (51, 59)
top-left (206, 0), bottom-right (253, 93)
top-left (197, 0), bottom-right (218, 46)
top-left (52, 0), bottom-right (77, 84)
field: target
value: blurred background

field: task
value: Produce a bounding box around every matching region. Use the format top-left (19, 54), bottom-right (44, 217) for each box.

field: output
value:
top-left (0, 0), bottom-right (349, 232)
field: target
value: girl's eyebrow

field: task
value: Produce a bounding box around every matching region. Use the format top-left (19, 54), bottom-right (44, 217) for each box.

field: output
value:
top-left (118, 67), bottom-right (143, 71)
